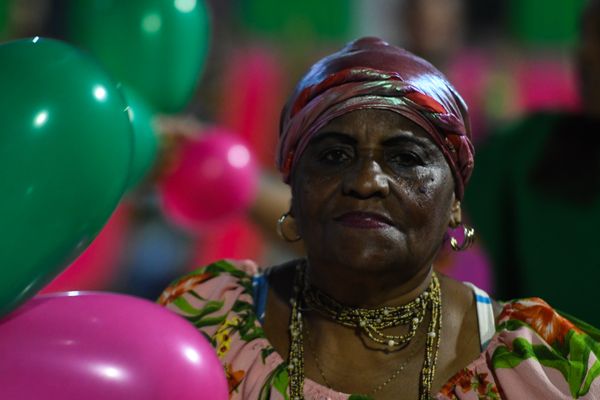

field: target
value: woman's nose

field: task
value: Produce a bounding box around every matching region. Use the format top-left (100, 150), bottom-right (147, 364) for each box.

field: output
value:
top-left (342, 159), bottom-right (390, 198)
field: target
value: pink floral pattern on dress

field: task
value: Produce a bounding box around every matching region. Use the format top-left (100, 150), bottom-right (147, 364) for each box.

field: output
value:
top-left (159, 261), bottom-right (600, 399)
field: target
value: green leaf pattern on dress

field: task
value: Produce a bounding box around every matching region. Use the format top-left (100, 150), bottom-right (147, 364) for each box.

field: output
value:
top-left (492, 305), bottom-right (600, 398)
top-left (161, 264), bottom-right (600, 399)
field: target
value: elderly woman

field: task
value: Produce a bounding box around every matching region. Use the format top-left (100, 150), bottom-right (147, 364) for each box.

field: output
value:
top-left (158, 38), bottom-right (600, 399)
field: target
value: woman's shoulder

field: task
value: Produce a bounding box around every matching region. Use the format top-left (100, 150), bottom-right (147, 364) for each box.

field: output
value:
top-left (495, 297), bottom-right (600, 343)
top-left (157, 259), bottom-right (265, 343)
top-left (158, 259), bottom-right (259, 306)
top-left (156, 259), bottom-right (301, 399)
top-left (437, 296), bottom-right (600, 399)
top-left (156, 258), bottom-right (301, 333)
top-left (439, 274), bottom-right (500, 326)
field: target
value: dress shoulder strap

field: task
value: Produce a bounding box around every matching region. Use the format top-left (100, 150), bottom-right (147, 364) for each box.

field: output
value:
top-left (252, 273), bottom-right (269, 324)
top-left (463, 282), bottom-right (496, 350)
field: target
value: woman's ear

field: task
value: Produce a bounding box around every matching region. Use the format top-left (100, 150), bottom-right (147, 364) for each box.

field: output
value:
top-left (449, 199), bottom-right (462, 228)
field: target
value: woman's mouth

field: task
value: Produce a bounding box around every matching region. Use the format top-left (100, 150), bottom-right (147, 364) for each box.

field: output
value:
top-left (334, 211), bottom-right (394, 229)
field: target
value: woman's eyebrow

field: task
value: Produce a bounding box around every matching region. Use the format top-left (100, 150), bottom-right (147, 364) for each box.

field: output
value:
top-left (310, 131), bottom-right (357, 146)
top-left (382, 134), bottom-right (432, 148)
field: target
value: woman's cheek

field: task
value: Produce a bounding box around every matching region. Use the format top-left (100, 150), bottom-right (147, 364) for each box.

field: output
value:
top-left (393, 169), bottom-right (449, 210)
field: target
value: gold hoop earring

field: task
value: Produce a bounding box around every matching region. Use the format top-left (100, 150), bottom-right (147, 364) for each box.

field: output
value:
top-left (450, 225), bottom-right (475, 252)
top-left (277, 212), bottom-right (302, 243)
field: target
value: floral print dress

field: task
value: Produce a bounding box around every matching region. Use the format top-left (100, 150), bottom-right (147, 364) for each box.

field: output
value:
top-left (158, 260), bottom-right (600, 399)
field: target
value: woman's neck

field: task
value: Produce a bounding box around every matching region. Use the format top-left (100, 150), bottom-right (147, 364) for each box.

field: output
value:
top-left (304, 258), bottom-right (434, 308)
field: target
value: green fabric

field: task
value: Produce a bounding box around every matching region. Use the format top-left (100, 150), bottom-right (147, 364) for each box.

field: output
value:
top-left (0, 0), bottom-right (10, 39)
top-left (508, 0), bottom-right (587, 47)
top-left (465, 112), bottom-right (600, 326)
top-left (238, 0), bottom-right (351, 42)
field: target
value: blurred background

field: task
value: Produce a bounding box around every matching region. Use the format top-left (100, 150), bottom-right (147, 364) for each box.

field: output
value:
top-left (0, 0), bottom-right (594, 322)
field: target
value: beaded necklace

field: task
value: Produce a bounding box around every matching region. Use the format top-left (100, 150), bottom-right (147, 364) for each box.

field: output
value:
top-left (287, 263), bottom-right (442, 400)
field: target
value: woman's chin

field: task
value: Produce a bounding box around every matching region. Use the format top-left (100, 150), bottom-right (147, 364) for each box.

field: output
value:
top-left (323, 246), bottom-right (411, 274)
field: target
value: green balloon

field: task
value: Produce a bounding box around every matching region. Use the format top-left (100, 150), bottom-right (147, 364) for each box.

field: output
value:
top-left (120, 86), bottom-right (159, 189)
top-left (69, 0), bottom-right (210, 113)
top-left (0, 37), bottom-right (132, 316)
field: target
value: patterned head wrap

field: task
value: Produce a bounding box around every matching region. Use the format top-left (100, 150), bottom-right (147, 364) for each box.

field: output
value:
top-left (277, 37), bottom-right (474, 199)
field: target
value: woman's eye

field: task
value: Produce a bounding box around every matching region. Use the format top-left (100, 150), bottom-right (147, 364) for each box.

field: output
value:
top-left (319, 149), bottom-right (351, 164)
top-left (389, 152), bottom-right (423, 167)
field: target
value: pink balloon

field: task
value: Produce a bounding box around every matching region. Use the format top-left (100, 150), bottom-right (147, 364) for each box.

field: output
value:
top-left (0, 292), bottom-right (228, 400)
top-left (159, 127), bottom-right (259, 230)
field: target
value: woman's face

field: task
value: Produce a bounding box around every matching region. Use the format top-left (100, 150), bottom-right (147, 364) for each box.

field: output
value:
top-left (291, 108), bottom-right (459, 278)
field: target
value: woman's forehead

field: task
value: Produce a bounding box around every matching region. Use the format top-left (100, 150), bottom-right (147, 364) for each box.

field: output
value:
top-left (314, 109), bottom-right (433, 143)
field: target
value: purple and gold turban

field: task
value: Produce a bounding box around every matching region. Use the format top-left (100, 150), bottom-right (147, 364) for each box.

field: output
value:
top-left (276, 37), bottom-right (474, 199)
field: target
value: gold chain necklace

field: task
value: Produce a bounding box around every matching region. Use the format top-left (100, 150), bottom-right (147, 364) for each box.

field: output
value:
top-left (287, 263), bottom-right (443, 400)
top-left (304, 319), bottom-right (423, 396)
top-left (303, 269), bottom-right (435, 349)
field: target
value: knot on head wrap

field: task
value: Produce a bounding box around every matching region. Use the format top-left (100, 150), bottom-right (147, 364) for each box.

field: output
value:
top-left (277, 37), bottom-right (474, 199)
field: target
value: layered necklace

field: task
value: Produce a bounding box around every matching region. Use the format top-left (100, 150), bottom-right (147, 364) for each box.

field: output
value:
top-left (287, 262), bottom-right (442, 400)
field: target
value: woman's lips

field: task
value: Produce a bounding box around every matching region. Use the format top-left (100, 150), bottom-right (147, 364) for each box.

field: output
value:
top-left (334, 211), bottom-right (394, 229)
